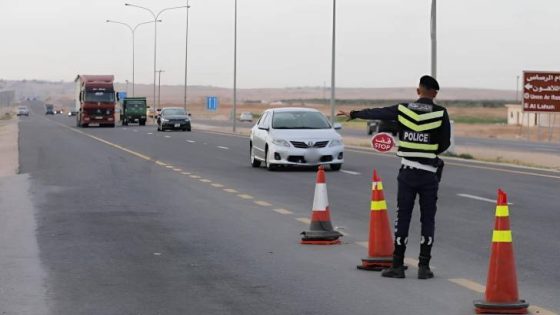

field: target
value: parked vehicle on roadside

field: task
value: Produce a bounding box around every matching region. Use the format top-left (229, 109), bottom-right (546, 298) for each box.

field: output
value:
top-left (367, 119), bottom-right (399, 136)
top-left (121, 97), bottom-right (147, 126)
top-left (250, 107), bottom-right (344, 171)
top-left (239, 112), bottom-right (253, 122)
top-left (157, 107), bottom-right (191, 132)
top-left (16, 106), bottom-right (30, 116)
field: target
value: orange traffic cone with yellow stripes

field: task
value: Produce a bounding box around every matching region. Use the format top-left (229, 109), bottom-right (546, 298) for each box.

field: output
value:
top-left (474, 189), bottom-right (529, 314)
top-left (357, 169), bottom-right (394, 270)
top-left (301, 166), bottom-right (343, 245)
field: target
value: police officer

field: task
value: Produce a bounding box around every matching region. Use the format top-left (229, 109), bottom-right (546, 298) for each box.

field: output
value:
top-left (338, 75), bottom-right (450, 279)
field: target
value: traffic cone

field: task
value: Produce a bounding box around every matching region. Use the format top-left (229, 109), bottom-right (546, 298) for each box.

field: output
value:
top-left (474, 189), bottom-right (529, 314)
top-left (301, 166), bottom-right (343, 245)
top-left (357, 169), bottom-right (394, 271)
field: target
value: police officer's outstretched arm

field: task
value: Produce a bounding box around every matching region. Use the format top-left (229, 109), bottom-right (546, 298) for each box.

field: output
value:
top-left (337, 105), bottom-right (399, 121)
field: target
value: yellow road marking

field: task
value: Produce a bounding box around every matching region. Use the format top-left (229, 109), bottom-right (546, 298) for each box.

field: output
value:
top-left (448, 278), bottom-right (486, 293)
top-left (273, 208), bottom-right (293, 215)
top-left (254, 200), bottom-right (272, 207)
top-left (296, 217), bottom-right (311, 225)
top-left (356, 241), bottom-right (368, 248)
top-left (238, 194), bottom-right (254, 200)
top-left (528, 306), bottom-right (558, 315)
top-left (224, 188), bottom-right (238, 193)
top-left (199, 179), bottom-right (212, 183)
top-left (211, 183), bottom-right (224, 188)
top-left (181, 172), bottom-right (191, 175)
top-left (189, 175), bottom-right (201, 179)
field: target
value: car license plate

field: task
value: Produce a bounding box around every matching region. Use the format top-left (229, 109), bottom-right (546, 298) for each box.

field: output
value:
top-left (95, 116), bottom-right (103, 119)
top-left (174, 123), bottom-right (180, 128)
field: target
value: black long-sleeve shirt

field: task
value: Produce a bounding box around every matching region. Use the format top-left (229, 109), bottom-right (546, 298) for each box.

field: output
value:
top-left (350, 98), bottom-right (451, 161)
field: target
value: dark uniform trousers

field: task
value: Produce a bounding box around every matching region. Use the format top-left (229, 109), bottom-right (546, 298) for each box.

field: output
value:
top-left (394, 167), bottom-right (439, 266)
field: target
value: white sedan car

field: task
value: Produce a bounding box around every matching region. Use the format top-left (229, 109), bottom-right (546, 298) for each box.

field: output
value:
top-left (249, 108), bottom-right (344, 171)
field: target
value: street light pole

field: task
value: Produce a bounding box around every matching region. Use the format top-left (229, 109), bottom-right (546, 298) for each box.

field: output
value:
top-left (184, 2), bottom-right (191, 112)
top-left (157, 70), bottom-right (165, 110)
top-left (125, 3), bottom-right (189, 122)
top-left (106, 19), bottom-right (159, 97)
top-left (430, 0), bottom-right (437, 78)
top-left (330, 0), bottom-right (336, 124)
top-left (233, 0), bottom-right (238, 133)
top-left (516, 75), bottom-right (520, 103)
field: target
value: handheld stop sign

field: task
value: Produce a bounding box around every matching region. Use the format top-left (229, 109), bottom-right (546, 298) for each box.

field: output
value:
top-left (371, 132), bottom-right (395, 153)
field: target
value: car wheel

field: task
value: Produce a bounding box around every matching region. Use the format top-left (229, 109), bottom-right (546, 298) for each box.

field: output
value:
top-left (250, 144), bottom-right (261, 168)
top-left (330, 163), bottom-right (342, 171)
top-left (265, 147), bottom-right (276, 171)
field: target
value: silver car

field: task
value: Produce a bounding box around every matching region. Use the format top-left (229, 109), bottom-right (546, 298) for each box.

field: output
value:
top-left (249, 108), bottom-right (344, 171)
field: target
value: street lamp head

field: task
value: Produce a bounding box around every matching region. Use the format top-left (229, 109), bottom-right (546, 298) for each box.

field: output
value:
top-left (124, 3), bottom-right (131, 6)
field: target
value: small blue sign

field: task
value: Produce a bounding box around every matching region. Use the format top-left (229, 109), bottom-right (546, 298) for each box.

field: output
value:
top-left (117, 91), bottom-right (127, 103)
top-left (206, 96), bottom-right (218, 111)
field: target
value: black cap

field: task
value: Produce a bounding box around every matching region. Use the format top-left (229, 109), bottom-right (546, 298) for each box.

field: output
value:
top-left (419, 75), bottom-right (439, 91)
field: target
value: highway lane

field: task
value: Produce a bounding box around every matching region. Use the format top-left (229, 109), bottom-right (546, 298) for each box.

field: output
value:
top-left (13, 110), bottom-right (560, 314)
top-left (195, 118), bottom-right (560, 154)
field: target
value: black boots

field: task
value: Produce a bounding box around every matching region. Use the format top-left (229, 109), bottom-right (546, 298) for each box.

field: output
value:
top-left (381, 255), bottom-right (406, 278)
top-left (381, 242), bottom-right (435, 279)
top-left (418, 243), bottom-right (434, 279)
top-left (382, 243), bottom-right (406, 278)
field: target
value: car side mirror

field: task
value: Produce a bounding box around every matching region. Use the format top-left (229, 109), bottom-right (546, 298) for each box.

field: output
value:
top-left (258, 126), bottom-right (269, 131)
top-left (333, 123), bottom-right (342, 130)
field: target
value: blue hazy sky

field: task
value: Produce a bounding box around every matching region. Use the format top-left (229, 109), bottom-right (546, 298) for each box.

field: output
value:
top-left (0, 0), bottom-right (558, 89)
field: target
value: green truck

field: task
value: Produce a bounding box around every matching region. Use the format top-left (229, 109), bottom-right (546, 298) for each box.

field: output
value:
top-left (121, 97), bottom-right (147, 126)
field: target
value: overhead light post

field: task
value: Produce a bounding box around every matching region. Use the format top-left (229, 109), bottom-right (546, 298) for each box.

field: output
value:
top-left (330, 0), bottom-right (336, 124)
top-left (156, 70), bottom-right (165, 110)
top-left (125, 3), bottom-right (189, 121)
top-left (430, 0), bottom-right (437, 78)
top-left (106, 19), bottom-right (160, 97)
top-left (233, 0), bottom-right (238, 133)
top-left (184, 2), bottom-right (191, 112)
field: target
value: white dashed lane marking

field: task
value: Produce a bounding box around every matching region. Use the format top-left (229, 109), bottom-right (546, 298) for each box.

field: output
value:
top-left (457, 193), bottom-right (513, 205)
top-left (217, 146), bottom-right (229, 150)
top-left (273, 208), bottom-right (293, 215)
top-left (341, 170), bottom-right (361, 175)
top-left (186, 140), bottom-right (196, 143)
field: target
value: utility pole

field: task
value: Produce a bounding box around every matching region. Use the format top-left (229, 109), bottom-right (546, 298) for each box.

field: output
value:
top-left (330, 0), bottom-right (336, 124)
top-left (430, 0), bottom-right (437, 78)
top-left (156, 70), bottom-right (164, 110)
top-left (233, 0), bottom-right (238, 132)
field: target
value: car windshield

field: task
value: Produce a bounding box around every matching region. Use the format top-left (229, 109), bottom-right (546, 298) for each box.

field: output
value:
top-left (85, 91), bottom-right (115, 103)
top-left (162, 109), bottom-right (186, 116)
top-left (272, 111), bottom-right (331, 129)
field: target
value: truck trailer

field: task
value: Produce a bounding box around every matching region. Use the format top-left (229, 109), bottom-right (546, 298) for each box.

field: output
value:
top-left (74, 75), bottom-right (116, 127)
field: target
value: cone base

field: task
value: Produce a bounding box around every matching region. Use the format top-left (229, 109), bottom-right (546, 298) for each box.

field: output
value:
top-left (474, 300), bottom-right (529, 314)
top-left (357, 257), bottom-right (392, 271)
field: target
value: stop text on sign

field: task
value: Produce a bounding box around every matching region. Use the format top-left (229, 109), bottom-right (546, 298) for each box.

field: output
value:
top-left (371, 132), bottom-right (395, 153)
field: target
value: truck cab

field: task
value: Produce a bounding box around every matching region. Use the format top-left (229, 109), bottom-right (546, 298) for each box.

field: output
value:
top-left (121, 97), bottom-right (147, 126)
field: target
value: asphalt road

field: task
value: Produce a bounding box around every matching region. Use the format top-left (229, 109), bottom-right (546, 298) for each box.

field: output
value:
top-left (196, 118), bottom-right (560, 154)
top-left (4, 107), bottom-right (560, 314)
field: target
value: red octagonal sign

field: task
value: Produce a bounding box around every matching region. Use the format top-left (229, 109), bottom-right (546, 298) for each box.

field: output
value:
top-left (371, 132), bottom-right (395, 153)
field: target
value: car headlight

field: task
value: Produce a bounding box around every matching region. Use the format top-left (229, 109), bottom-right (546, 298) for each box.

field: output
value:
top-left (271, 139), bottom-right (290, 147)
top-left (329, 139), bottom-right (343, 147)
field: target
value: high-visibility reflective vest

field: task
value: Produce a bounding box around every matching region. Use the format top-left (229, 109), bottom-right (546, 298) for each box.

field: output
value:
top-left (397, 103), bottom-right (445, 159)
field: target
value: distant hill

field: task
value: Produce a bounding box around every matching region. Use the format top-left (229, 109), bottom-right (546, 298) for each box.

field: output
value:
top-left (1, 79), bottom-right (516, 106)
